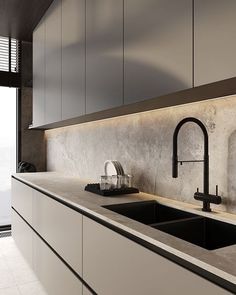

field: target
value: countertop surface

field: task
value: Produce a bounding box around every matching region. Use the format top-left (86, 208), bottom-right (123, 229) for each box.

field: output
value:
top-left (12, 172), bottom-right (236, 291)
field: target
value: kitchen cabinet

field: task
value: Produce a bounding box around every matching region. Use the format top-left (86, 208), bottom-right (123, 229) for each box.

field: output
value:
top-left (33, 190), bottom-right (83, 276)
top-left (62, 0), bottom-right (85, 120)
top-left (33, 233), bottom-right (82, 295)
top-left (12, 179), bottom-right (83, 295)
top-left (12, 178), bottom-right (83, 276)
top-left (12, 210), bottom-right (82, 295)
top-left (45, 0), bottom-right (62, 124)
top-left (124, 0), bottom-right (192, 104)
top-left (83, 216), bottom-right (231, 295)
top-left (33, 18), bottom-right (45, 127)
top-left (12, 210), bottom-right (33, 267)
top-left (194, 0), bottom-right (236, 86)
top-left (12, 178), bottom-right (232, 294)
top-left (11, 178), bottom-right (33, 225)
top-left (32, 0), bottom-right (236, 128)
top-left (85, 0), bottom-right (123, 114)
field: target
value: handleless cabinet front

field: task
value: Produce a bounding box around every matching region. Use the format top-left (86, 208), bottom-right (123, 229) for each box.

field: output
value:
top-left (11, 178), bottom-right (33, 225)
top-left (12, 209), bottom-right (33, 268)
top-left (83, 217), bottom-right (231, 295)
top-left (33, 18), bottom-right (45, 127)
top-left (62, 0), bottom-right (85, 120)
top-left (86, 0), bottom-right (123, 114)
top-left (33, 190), bottom-right (82, 276)
top-left (45, 0), bottom-right (62, 124)
top-left (124, 0), bottom-right (192, 104)
top-left (33, 233), bottom-right (82, 295)
top-left (194, 0), bottom-right (236, 86)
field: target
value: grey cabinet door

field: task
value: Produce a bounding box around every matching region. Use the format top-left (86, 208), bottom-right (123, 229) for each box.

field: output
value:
top-left (194, 0), bottom-right (236, 86)
top-left (45, 0), bottom-right (62, 124)
top-left (62, 0), bottom-right (85, 120)
top-left (86, 0), bottom-right (123, 114)
top-left (124, 0), bottom-right (192, 104)
top-left (33, 18), bottom-right (45, 127)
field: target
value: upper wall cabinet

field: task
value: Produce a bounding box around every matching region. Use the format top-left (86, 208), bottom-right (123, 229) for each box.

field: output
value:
top-left (62, 0), bottom-right (85, 120)
top-left (85, 0), bottom-right (123, 114)
top-left (33, 18), bottom-right (45, 127)
top-left (45, 0), bottom-right (62, 125)
top-left (194, 0), bottom-right (236, 86)
top-left (124, 0), bottom-right (192, 104)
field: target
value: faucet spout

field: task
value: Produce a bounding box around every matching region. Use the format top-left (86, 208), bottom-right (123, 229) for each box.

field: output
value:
top-left (172, 117), bottom-right (221, 212)
top-left (172, 117), bottom-right (209, 194)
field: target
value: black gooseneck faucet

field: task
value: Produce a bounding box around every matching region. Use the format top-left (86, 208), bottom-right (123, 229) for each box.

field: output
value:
top-left (172, 117), bottom-right (221, 212)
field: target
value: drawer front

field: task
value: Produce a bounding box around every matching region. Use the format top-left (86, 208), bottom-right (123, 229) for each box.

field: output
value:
top-left (33, 233), bottom-right (82, 295)
top-left (12, 209), bottom-right (33, 267)
top-left (33, 190), bottom-right (82, 275)
top-left (11, 178), bottom-right (33, 225)
top-left (83, 217), bottom-right (231, 295)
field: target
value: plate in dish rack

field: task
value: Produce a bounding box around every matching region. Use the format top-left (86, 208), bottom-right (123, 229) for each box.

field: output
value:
top-left (104, 160), bottom-right (119, 175)
top-left (104, 160), bottom-right (124, 176)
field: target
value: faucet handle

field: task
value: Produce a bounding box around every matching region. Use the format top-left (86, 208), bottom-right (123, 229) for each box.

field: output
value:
top-left (197, 187), bottom-right (199, 193)
top-left (216, 185), bottom-right (218, 196)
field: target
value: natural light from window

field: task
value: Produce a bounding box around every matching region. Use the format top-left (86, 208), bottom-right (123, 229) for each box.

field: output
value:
top-left (0, 86), bottom-right (16, 226)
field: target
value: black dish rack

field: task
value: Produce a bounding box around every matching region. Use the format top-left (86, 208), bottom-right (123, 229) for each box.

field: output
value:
top-left (85, 183), bottom-right (139, 196)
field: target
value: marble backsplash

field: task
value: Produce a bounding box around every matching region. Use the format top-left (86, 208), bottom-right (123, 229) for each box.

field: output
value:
top-left (45, 95), bottom-right (236, 214)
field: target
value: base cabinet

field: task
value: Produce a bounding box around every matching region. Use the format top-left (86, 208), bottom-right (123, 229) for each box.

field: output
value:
top-left (12, 179), bottom-right (232, 295)
top-left (83, 216), bottom-right (232, 295)
top-left (11, 178), bottom-right (33, 225)
top-left (12, 210), bottom-right (33, 268)
top-left (33, 234), bottom-right (82, 295)
top-left (12, 210), bottom-right (82, 295)
top-left (33, 190), bottom-right (83, 276)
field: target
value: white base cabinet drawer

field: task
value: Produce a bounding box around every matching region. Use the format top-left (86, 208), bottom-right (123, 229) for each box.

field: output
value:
top-left (33, 190), bottom-right (83, 276)
top-left (83, 217), bottom-right (231, 295)
top-left (12, 210), bottom-right (33, 268)
top-left (33, 233), bottom-right (82, 295)
top-left (11, 178), bottom-right (33, 225)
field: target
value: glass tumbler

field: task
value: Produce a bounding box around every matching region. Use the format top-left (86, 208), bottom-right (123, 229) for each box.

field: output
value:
top-left (118, 174), bottom-right (133, 188)
top-left (100, 175), bottom-right (112, 190)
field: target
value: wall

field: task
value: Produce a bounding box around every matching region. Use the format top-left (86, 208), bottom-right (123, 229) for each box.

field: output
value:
top-left (20, 41), bottom-right (46, 172)
top-left (46, 95), bottom-right (236, 214)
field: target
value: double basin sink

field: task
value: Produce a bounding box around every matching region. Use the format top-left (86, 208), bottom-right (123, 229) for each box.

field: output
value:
top-left (103, 201), bottom-right (236, 250)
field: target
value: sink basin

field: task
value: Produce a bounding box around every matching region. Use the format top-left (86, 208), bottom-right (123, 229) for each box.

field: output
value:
top-left (104, 200), bottom-right (236, 250)
top-left (103, 200), bottom-right (196, 225)
top-left (153, 217), bottom-right (236, 250)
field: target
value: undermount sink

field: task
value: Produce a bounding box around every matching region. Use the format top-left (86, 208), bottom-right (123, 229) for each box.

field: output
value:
top-left (154, 216), bottom-right (236, 250)
top-left (103, 200), bottom-right (196, 225)
top-left (103, 201), bottom-right (236, 250)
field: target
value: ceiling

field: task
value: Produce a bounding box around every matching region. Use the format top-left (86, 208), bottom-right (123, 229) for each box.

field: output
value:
top-left (0, 0), bottom-right (54, 42)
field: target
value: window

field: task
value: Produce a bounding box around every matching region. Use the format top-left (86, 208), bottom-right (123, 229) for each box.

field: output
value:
top-left (0, 86), bottom-right (17, 226)
top-left (0, 37), bottom-right (20, 73)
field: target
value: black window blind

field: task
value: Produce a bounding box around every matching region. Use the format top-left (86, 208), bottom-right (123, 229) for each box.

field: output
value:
top-left (0, 36), bottom-right (20, 73)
